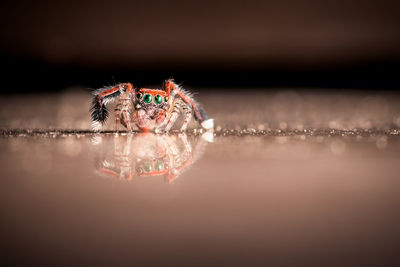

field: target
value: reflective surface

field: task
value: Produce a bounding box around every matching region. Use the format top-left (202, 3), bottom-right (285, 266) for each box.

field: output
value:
top-left (1, 133), bottom-right (400, 266)
top-left (1, 90), bottom-right (400, 266)
top-left (92, 132), bottom-right (212, 183)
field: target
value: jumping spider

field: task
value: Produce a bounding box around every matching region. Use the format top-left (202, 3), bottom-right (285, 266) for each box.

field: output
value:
top-left (91, 79), bottom-right (213, 132)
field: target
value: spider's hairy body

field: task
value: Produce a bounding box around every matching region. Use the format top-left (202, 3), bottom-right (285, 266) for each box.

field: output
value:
top-left (90, 79), bottom-right (214, 132)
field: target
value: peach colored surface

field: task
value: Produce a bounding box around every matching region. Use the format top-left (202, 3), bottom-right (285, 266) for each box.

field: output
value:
top-left (1, 89), bottom-right (399, 266)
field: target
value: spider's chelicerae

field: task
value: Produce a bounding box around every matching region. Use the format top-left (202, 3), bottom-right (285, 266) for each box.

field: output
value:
top-left (91, 79), bottom-right (213, 132)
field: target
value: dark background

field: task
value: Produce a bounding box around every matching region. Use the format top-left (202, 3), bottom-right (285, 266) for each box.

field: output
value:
top-left (1, 0), bottom-right (400, 92)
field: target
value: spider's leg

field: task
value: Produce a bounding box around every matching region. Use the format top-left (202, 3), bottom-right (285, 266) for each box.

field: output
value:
top-left (114, 113), bottom-right (120, 132)
top-left (165, 133), bottom-right (193, 183)
top-left (90, 83), bottom-right (133, 131)
top-left (91, 86), bottom-right (121, 130)
top-left (120, 135), bottom-right (133, 180)
top-left (180, 103), bottom-right (192, 132)
top-left (122, 110), bottom-right (133, 132)
top-left (114, 98), bottom-right (127, 132)
top-left (165, 79), bottom-right (214, 130)
top-left (179, 133), bottom-right (192, 153)
top-left (164, 99), bottom-right (182, 132)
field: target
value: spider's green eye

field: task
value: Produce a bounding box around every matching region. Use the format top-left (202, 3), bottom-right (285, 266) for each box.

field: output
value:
top-left (143, 94), bottom-right (152, 103)
top-left (155, 161), bottom-right (163, 171)
top-left (136, 93), bottom-right (143, 99)
top-left (144, 163), bottom-right (152, 172)
top-left (164, 96), bottom-right (169, 102)
top-left (154, 95), bottom-right (162, 104)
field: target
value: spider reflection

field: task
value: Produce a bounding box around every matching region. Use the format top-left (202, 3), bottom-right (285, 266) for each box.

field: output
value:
top-left (92, 132), bottom-right (212, 182)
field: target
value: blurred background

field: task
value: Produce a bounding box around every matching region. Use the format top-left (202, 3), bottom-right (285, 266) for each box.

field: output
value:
top-left (1, 0), bottom-right (400, 92)
top-left (2, 2), bottom-right (400, 266)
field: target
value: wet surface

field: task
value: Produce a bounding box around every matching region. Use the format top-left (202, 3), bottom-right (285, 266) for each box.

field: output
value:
top-left (1, 89), bottom-right (400, 266)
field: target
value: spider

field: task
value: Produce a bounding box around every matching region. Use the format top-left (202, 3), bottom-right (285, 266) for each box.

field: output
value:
top-left (90, 79), bottom-right (214, 132)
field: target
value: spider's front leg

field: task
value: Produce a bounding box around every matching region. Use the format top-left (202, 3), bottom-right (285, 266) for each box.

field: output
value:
top-left (163, 101), bottom-right (192, 132)
top-left (91, 83), bottom-right (134, 131)
top-left (115, 94), bottom-right (135, 132)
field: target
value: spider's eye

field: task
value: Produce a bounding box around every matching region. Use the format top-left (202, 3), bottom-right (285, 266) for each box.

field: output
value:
top-left (164, 96), bottom-right (169, 102)
top-left (154, 95), bottom-right (162, 104)
top-left (136, 93), bottom-right (143, 99)
top-left (143, 94), bottom-right (152, 103)
top-left (144, 163), bottom-right (153, 172)
top-left (155, 161), bottom-right (163, 171)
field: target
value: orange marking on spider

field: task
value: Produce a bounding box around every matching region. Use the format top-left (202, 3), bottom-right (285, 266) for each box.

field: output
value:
top-left (139, 88), bottom-right (168, 97)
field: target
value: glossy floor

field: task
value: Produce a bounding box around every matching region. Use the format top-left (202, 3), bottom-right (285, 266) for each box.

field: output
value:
top-left (1, 90), bottom-right (400, 266)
